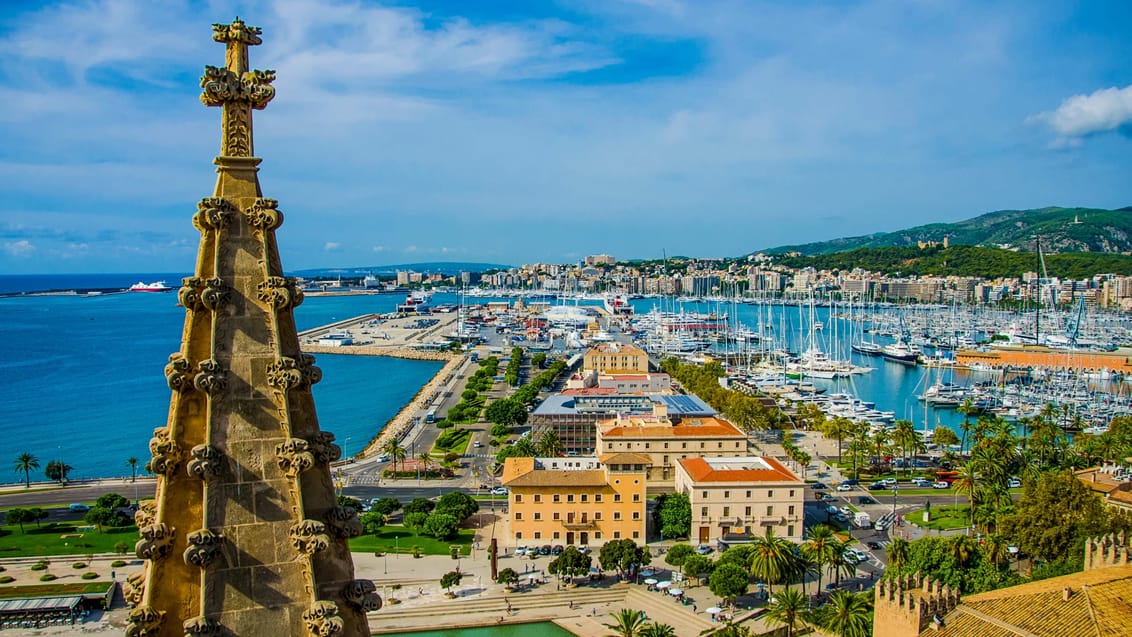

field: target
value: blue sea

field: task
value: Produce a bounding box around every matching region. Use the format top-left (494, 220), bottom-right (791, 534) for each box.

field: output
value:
top-left (0, 275), bottom-right (442, 481)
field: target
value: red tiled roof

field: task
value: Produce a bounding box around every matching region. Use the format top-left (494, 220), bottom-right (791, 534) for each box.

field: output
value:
top-left (677, 457), bottom-right (801, 483)
top-left (600, 416), bottom-right (745, 439)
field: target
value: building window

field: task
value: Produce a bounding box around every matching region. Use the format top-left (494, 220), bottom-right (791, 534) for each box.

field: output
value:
top-left (632, 531), bottom-right (640, 539)
top-left (515, 532), bottom-right (522, 540)
top-left (633, 479), bottom-right (639, 484)
top-left (534, 532), bottom-right (541, 539)
top-left (594, 532), bottom-right (602, 539)
top-left (553, 512), bottom-right (560, 521)
top-left (614, 512), bottom-right (622, 520)
top-left (717, 442), bottom-right (722, 449)
top-left (534, 512), bottom-right (541, 521)
top-left (515, 512), bottom-right (522, 520)
top-left (723, 506), bottom-right (730, 516)
top-left (787, 524), bottom-right (795, 537)
top-left (701, 507), bottom-right (708, 517)
top-left (515, 494), bottom-right (522, 503)
top-left (595, 512), bottom-right (602, 520)
top-left (553, 494), bottom-right (561, 503)
top-left (682, 443), bottom-right (687, 449)
top-left (789, 489), bottom-right (795, 498)
top-left (700, 443), bottom-right (705, 449)
top-left (745, 506), bottom-right (751, 516)
top-left (702, 491), bottom-right (708, 498)
top-left (766, 506), bottom-right (773, 516)
top-left (595, 494), bottom-right (602, 503)
top-left (663, 455), bottom-right (669, 464)
top-left (581, 494), bottom-right (588, 502)
top-left (645, 443), bottom-right (650, 449)
top-left (746, 490), bottom-right (751, 498)
top-left (534, 494), bottom-right (541, 503)
top-left (633, 494), bottom-right (641, 502)
top-left (613, 531), bottom-right (621, 539)
top-left (767, 490), bottom-right (773, 498)
top-left (553, 532), bottom-right (560, 540)
top-left (614, 494), bottom-right (622, 502)
top-left (724, 490), bottom-right (730, 498)
top-left (633, 512), bottom-right (640, 520)
top-left (615, 479), bottom-right (621, 484)
top-left (664, 442), bottom-right (669, 449)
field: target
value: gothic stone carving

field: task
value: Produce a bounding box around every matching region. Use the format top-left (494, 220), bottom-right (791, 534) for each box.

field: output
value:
top-left (134, 500), bottom-right (157, 528)
top-left (302, 600), bottom-right (343, 637)
top-left (124, 570), bottom-right (146, 606)
top-left (299, 353), bottom-right (323, 386)
top-left (267, 357), bottom-right (304, 390)
top-left (290, 519), bottom-right (331, 555)
top-left (125, 606), bottom-right (165, 637)
top-left (187, 444), bottom-right (224, 482)
top-left (165, 354), bottom-right (195, 392)
top-left (200, 67), bottom-right (276, 110)
top-left (192, 197), bottom-right (235, 232)
top-left (309, 431), bottom-right (342, 465)
top-left (342, 579), bottom-right (382, 612)
top-left (147, 427), bottom-right (182, 475)
top-left (179, 277), bottom-right (206, 312)
top-left (184, 528), bottom-right (224, 568)
top-left (276, 437), bottom-right (315, 477)
top-left (200, 277), bottom-right (230, 311)
top-left (244, 198), bottom-right (283, 231)
top-left (136, 523), bottom-right (176, 561)
top-left (257, 276), bottom-right (303, 310)
top-left (324, 506), bottom-right (362, 539)
top-left (183, 616), bottom-right (223, 637)
top-left (194, 359), bottom-right (228, 395)
top-left (212, 18), bottom-right (262, 46)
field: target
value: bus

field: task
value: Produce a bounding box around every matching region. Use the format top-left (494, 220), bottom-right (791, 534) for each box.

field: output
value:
top-left (935, 470), bottom-right (960, 484)
top-left (424, 407), bottom-right (438, 424)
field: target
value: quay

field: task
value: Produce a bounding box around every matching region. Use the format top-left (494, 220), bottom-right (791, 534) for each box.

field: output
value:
top-left (299, 311), bottom-right (461, 360)
top-left (955, 345), bottom-right (1132, 374)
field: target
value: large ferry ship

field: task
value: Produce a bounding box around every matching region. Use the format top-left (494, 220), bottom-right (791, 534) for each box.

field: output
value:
top-left (128, 281), bottom-right (172, 292)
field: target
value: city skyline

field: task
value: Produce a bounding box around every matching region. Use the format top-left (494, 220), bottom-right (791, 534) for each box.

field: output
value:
top-left (2, 0), bottom-right (1131, 274)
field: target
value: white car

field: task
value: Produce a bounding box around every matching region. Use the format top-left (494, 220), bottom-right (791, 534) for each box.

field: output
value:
top-left (932, 481), bottom-right (951, 489)
top-left (1007, 478), bottom-right (1021, 488)
top-left (836, 483), bottom-right (852, 492)
top-left (491, 487), bottom-right (508, 496)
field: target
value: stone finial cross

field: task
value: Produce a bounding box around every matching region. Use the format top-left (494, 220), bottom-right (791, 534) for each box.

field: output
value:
top-left (200, 17), bottom-right (276, 157)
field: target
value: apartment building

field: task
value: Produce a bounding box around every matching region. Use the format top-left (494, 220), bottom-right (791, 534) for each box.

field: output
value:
top-left (675, 456), bottom-right (805, 544)
top-left (583, 342), bottom-right (649, 374)
top-left (501, 455), bottom-right (649, 547)
top-left (596, 413), bottom-right (748, 487)
top-left (529, 392), bottom-right (716, 454)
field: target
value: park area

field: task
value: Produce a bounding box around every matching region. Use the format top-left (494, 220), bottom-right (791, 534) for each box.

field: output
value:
top-left (0, 523), bottom-right (137, 558)
top-left (349, 527), bottom-right (474, 556)
top-left (911, 505), bottom-right (971, 531)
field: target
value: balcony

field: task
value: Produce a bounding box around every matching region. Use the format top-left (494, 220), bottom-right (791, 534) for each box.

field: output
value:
top-left (716, 517), bottom-right (743, 528)
top-left (562, 516), bottom-right (599, 530)
top-left (759, 516), bottom-right (785, 526)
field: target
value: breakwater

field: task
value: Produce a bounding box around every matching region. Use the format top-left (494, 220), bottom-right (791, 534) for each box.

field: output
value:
top-left (361, 354), bottom-right (467, 458)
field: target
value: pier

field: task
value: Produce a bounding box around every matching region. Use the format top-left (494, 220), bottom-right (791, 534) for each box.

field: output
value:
top-left (299, 311), bottom-right (461, 360)
top-left (955, 345), bottom-right (1132, 375)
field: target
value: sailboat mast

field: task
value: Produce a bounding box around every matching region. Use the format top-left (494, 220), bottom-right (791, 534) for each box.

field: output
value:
top-left (1034, 235), bottom-right (1041, 345)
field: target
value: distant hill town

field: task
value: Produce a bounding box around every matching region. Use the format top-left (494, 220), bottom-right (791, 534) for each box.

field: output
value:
top-left (760, 206), bottom-right (1132, 256)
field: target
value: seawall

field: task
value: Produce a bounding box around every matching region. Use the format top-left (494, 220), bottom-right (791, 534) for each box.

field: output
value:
top-left (360, 354), bottom-right (467, 458)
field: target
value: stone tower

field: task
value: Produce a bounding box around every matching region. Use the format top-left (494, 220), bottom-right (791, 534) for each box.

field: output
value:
top-left (873, 574), bottom-right (960, 637)
top-left (124, 19), bottom-right (378, 637)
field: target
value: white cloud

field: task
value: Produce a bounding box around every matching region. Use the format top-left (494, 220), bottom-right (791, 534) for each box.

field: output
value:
top-left (371, 245), bottom-right (386, 252)
top-left (323, 242), bottom-right (340, 251)
top-left (1033, 84), bottom-right (1132, 143)
top-left (4, 239), bottom-right (35, 257)
top-left (404, 245), bottom-right (418, 253)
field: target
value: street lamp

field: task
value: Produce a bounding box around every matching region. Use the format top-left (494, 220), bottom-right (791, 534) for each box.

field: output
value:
top-left (892, 486), bottom-right (899, 521)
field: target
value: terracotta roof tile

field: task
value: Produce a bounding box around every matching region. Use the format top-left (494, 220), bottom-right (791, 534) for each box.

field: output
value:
top-left (599, 416), bottom-right (745, 439)
top-left (677, 456), bottom-right (801, 483)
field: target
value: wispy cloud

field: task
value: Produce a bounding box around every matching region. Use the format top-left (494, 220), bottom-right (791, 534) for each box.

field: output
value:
top-left (324, 242), bottom-right (341, 251)
top-left (1032, 84), bottom-right (1132, 146)
top-left (3, 239), bottom-right (35, 257)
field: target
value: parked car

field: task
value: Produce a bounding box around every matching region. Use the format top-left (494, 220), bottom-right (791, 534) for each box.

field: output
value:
top-left (539, 545), bottom-right (552, 555)
top-left (853, 549), bottom-right (869, 562)
top-left (827, 505), bottom-right (839, 515)
top-left (882, 478), bottom-right (898, 487)
top-left (839, 507), bottom-right (852, 517)
top-left (836, 483), bottom-right (852, 492)
top-left (866, 541), bottom-right (883, 550)
top-left (551, 545), bottom-right (564, 555)
top-left (1007, 478), bottom-right (1022, 488)
top-left (932, 481), bottom-right (951, 489)
top-left (911, 478), bottom-right (932, 487)
top-left (842, 479), bottom-right (859, 486)
top-left (835, 513), bottom-right (848, 523)
top-left (811, 482), bottom-right (829, 490)
top-left (868, 482), bottom-right (887, 491)
top-left (842, 550), bottom-right (860, 564)
top-left (515, 546), bottom-right (530, 556)
top-left (491, 487), bottom-right (508, 495)
top-left (68, 503), bottom-right (90, 512)
top-left (695, 544), bottom-right (714, 555)
top-left (857, 496), bottom-right (875, 505)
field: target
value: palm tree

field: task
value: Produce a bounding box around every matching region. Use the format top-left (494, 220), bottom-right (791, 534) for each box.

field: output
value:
top-left (952, 464), bottom-right (977, 526)
top-left (603, 608), bottom-right (647, 637)
top-left (417, 450), bottom-right (432, 472)
top-left (886, 537), bottom-right (910, 574)
top-left (13, 452), bottom-right (39, 488)
top-left (957, 399), bottom-right (976, 454)
top-left (947, 534), bottom-right (978, 568)
top-left (982, 533), bottom-right (1010, 568)
top-left (871, 429), bottom-right (891, 468)
top-left (828, 540), bottom-right (855, 588)
top-left (802, 524), bottom-right (837, 594)
top-left (764, 588), bottom-right (809, 637)
top-left (127, 457), bottom-right (139, 483)
top-left (749, 529), bottom-right (797, 594)
top-left (639, 623), bottom-right (676, 637)
top-left (536, 430), bottom-right (563, 457)
top-left (383, 440), bottom-right (407, 473)
top-left (892, 420), bottom-right (916, 477)
top-left (821, 416), bottom-right (854, 464)
top-left (819, 590), bottom-right (873, 637)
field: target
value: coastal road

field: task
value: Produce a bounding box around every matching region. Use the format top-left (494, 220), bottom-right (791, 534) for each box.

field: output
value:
top-left (0, 480), bottom-right (155, 508)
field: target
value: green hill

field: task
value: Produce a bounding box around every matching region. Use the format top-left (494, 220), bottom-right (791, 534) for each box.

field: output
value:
top-left (761, 206), bottom-right (1132, 256)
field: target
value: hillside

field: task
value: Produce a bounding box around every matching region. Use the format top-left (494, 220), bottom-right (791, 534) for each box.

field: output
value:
top-left (772, 245), bottom-right (1132, 279)
top-left (761, 206), bottom-right (1132, 256)
top-left (293, 262), bottom-right (511, 277)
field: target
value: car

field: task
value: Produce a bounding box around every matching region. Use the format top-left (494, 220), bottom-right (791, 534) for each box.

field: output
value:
top-left (515, 546), bottom-right (530, 556)
top-left (874, 520), bottom-right (889, 531)
top-left (857, 496), bottom-right (875, 505)
top-left (842, 479), bottom-right (859, 486)
top-left (836, 483), bottom-right (852, 492)
top-left (868, 482), bottom-right (887, 491)
top-left (539, 545), bottom-right (552, 556)
top-left (835, 513), bottom-right (848, 523)
top-left (473, 441), bottom-right (483, 447)
top-left (839, 507), bottom-right (852, 517)
top-left (842, 550), bottom-right (860, 564)
top-left (491, 487), bottom-right (508, 496)
top-left (866, 541), bottom-right (883, 550)
top-left (827, 505), bottom-right (839, 515)
top-left (695, 544), bottom-right (714, 555)
top-left (853, 549), bottom-right (869, 562)
top-left (1007, 478), bottom-right (1021, 488)
top-left (882, 478), bottom-right (898, 487)
top-left (551, 545), bottom-right (564, 555)
top-left (932, 481), bottom-right (951, 489)
top-left (911, 478), bottom-right (932, 487)
top-left (811, 482), bottom-right (829, 490)
top-left (68, 503), bottom-right (90, 512)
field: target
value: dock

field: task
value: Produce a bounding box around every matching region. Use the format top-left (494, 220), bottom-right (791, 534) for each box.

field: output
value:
top-left (955, 345), bottom-right (1132, 374)
top-left (299, 311), bottom-right (462, 361)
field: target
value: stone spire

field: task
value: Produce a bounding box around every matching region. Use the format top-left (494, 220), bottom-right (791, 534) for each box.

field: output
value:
top-left (125, 19), bottom-right (378, 637)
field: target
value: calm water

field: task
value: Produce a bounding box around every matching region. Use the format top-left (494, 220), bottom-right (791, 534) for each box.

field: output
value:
top-left (0, 284), bottom-right (441, 481)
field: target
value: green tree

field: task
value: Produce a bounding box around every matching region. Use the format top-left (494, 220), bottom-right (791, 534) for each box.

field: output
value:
top-left (764, 588), bottom-right (809, 637)
top-left (403, 511), bottom-right (428, 531)
top-left (485, 398), bottom-right (528, 428)
top-left (886, 537), bottom-right (910, 573)
top-left (813, 591), bottom-right (873, 637)
top-left (653, 492), bottom-right (691, 539)
top-left (359, 511), bottom-right (386, 535)
top-left (682, 554), bottom-right (715, 585)
top-left (535, 430), bottom-right (563, 457)
top-left (440, 570), bottom-right (461, 594)
top-left (598, 539), bottom-right (650, 579)
top-left (127, 457), bottom-right (139, 483)
top-left (45, 460), bottom-right (72, 484)
top-left (821, 417), bottom-right (854, 464)
top-left (421, 513), bottom-right (459, 540)
top-left (12, 452), bottom-right (39, 488)
top-left (708, 562), bottom-right (750, 602)
top-left (932, 426), bottom-right (960, 450)
top-left (383, 440), bottom-right (407, 473)
top-left (436, 491), bottom-right (478, 522)
top-left (603, 609), bottom-right (647, 637)
top-left (371, 497), bottom-right (402, 516)
top-left (27, 507), bottom-right (48, 528)
top-left (5, 508), bottom-right (32, 532)
top-left (548, 546), bottom-right (591, 581)
top-left (490, 423), bottom-right (511, 437)
top-left (496, 567), bottom-right (518, 588)
top-left (404, 497), bottom-right (436, 516)
top-left (999, 470), bottom-right (1113, 564)
top-left (664, 543), bottom-right (694, 569)
top-left (802, 524), bottom-right (838, 594)
top-left (749, 529), bottom-right (797, 593)
top-left (84, 506), bottom-right (123, 532)
top-left (96, 493), bottom-right (130, 510)
top-left (639, 623), bottom-right (676, 637)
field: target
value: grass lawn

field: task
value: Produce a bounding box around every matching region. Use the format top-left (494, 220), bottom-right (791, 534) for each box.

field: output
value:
top-left (432, 429), bottom-right (472, 456)
top-left (0, 523), bottom-right (137, 557)
top-left (349, 528), bottom-right (474, 556)
top-left (911, 505), bottom-right (970, 530)
top-left (0, 582), bottom-right (114, 599)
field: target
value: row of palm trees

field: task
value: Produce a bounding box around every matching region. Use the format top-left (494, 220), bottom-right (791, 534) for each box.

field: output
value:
top-left (602, 609), bottom-right (674, 637)
top-left (12, 453), bottom-right (142, 488)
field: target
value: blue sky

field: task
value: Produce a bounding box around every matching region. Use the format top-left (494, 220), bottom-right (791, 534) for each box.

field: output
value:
top-left (1, 0), bottom-right (1130, 274)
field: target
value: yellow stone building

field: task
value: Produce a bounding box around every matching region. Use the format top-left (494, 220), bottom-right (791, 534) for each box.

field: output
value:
top-left (596, 414), bottom-right (749, 486)
top-left (583, 342), bottom-right (649, 374)
top-left (501, 455), bottom-right (649, 547)
top-left (674, 456), bottom-right (805, 544)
